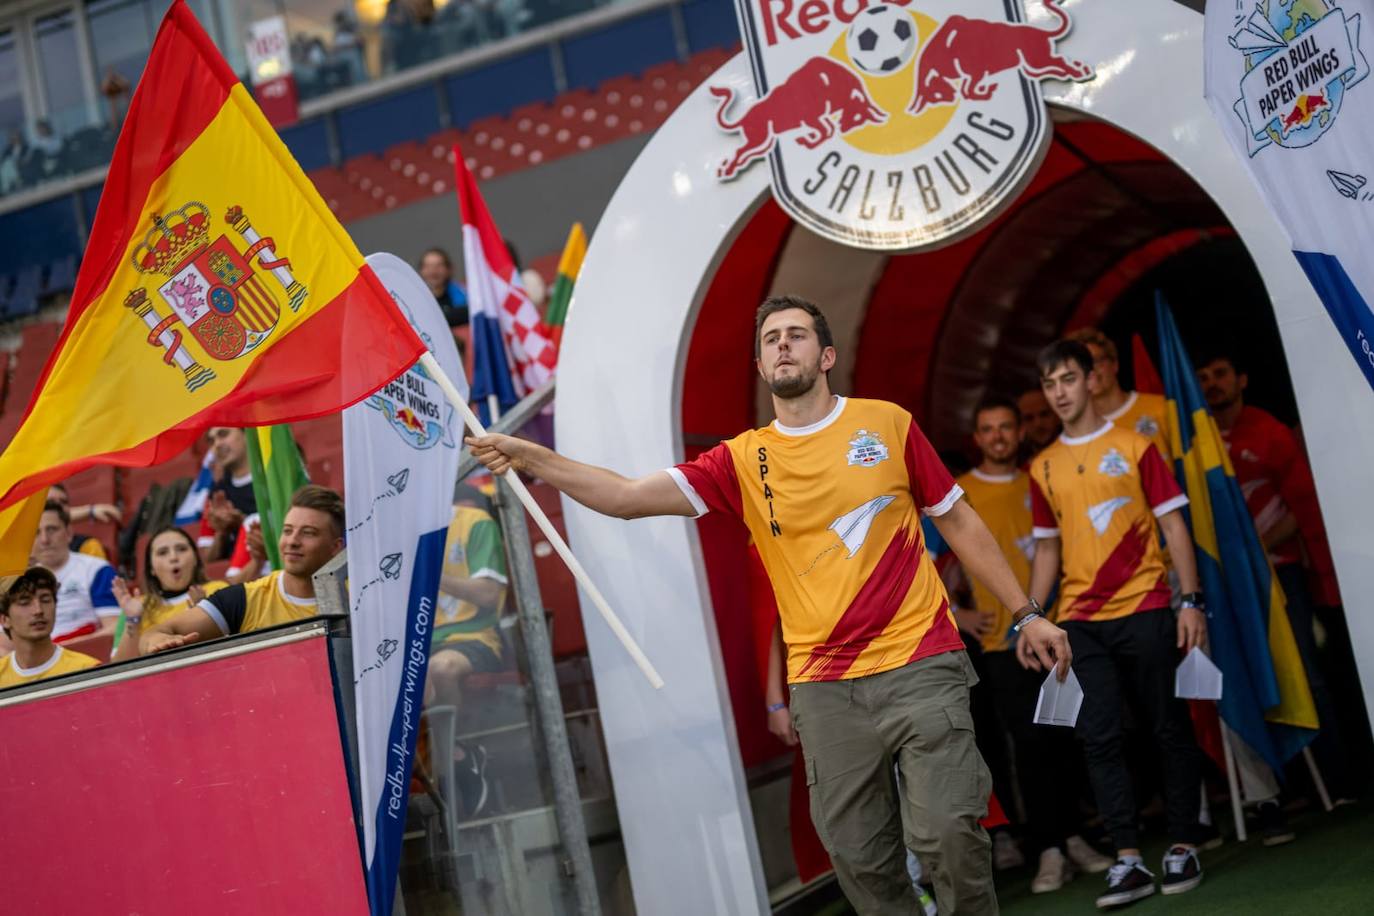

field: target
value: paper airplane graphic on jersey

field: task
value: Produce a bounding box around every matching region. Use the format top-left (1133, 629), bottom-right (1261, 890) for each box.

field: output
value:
top-left (1327, 169), bottom-right (1367, 199)
top-left (829, 495), bottom-right (896, 558)
top-left (1087, 497), bottom-right (1131, 535)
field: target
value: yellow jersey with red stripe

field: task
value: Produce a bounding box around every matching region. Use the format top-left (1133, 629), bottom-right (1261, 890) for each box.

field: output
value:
top-left (1103, 391), bottom-right (1172, 462)
top-left (671, 396), bottom-right (963, 683)
top-left (954, 469), bottom-right (1033, 652)
top-left (1029, 422), bottom-right (1186, 623)
top-left (0, 646), bottom-right (100, 688)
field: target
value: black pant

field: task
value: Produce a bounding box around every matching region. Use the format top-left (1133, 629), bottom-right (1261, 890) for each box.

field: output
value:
top-left (1276, 564), bottom-right (1352, 797)
top-left (1064, 608), bottom-right (1205, 851)
top-left (983, 649), bottom-right (1083, 856)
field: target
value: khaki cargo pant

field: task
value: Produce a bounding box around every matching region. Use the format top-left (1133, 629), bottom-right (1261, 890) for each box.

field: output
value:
top-left (790, 650), bottom-right (997, 916)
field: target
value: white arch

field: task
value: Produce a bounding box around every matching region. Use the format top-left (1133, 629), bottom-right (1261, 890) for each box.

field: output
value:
top-left (556, 2), bottom-right (1374, 912)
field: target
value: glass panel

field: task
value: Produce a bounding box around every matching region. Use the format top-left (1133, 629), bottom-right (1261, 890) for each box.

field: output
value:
top-left (33, 9), bottom-right (91, 136)
top-left (86, 0), bottom-right (159, 92)
top-left (0, 30), bottom-right (26, 197)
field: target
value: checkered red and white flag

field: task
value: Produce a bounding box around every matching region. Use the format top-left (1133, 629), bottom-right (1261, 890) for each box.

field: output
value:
top-left (453, 146), bottom-right (556, 416)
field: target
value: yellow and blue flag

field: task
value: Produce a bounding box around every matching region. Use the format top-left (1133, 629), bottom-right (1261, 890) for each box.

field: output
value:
top-left (1155, 294), bottom-right (1318, 771)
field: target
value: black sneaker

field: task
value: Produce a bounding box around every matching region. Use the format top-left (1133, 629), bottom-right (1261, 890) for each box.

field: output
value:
top-left (1095, 861), bottom-right (1156, 909)
top-left (1256, 800), bottom-right (1296, 847)
top-left (1160, 845), bottom-right (1203, 895)
top-left (453, 743), bottom-right (489, 818)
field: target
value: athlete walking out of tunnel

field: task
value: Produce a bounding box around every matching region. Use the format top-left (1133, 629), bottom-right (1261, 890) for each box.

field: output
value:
top-left (467, 295), bottom-right (1071, 914)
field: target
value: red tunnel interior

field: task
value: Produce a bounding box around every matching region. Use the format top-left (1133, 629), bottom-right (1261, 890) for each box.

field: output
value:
top-left (679, 113), bottom-right (1302, 775)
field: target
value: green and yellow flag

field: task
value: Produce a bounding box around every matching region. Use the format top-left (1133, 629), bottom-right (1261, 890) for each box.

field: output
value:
top-left (245, 424), bottom-right (310, 569)
top-left (545, 222), bottom-right (586, 354)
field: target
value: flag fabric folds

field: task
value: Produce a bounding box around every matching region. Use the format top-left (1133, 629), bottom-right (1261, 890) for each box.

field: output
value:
top-left (173, 449), bottom-right (216, 526)
top-left (245, 424), bottom-right (310, 569)
top-left (1154, 294), bottom-right (1318, 772)
top-left (1203, 1), bottom-right (1374, 393)
top-left (452, 143), bottom-right (555, 423)
top-left (545, 222), bottom-right (586, 354)
top-left (0, 0), bottom-right (424, 573)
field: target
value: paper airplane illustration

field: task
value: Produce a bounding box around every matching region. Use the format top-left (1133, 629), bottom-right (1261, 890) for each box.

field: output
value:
top-left (828, 495), bottom-right (896, 558)
top-left (380, 552), bottom-right (404, 580)
top-left (1328, 169), bottom-right (1367, 199)
top-left (1229, 10), bottom-right (1286, 52)
top-left (1087, 497), bottom-right (1131, 535)
top-left (387, 468), bottom-right (410, 493)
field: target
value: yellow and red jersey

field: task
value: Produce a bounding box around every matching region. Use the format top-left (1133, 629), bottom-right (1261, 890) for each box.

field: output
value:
top-left (954, 469), bottom-right (1033, 653)
top-left (0, 646), bottom-right (100, 688)
top-left (1028, 422), bottom-right (1186, 623)
top-left (671, 397), bottom-right (963, 683)
top-left (1103, 391), bottom-right (1172, 462)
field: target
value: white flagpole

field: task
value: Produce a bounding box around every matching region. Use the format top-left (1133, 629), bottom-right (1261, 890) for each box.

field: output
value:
top-left (420, 351), bottom-right (665, 689)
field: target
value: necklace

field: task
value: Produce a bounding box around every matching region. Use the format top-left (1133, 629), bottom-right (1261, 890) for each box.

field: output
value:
top-left (1064, 441), bottom-right (1092, 474)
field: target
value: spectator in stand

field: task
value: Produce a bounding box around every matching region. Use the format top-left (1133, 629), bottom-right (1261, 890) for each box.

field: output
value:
top-left (1017, 387), bottom-right (1061, 459)
top-left (418, 247), bottom-right (470, 328)
top-left (0, 129), bottom-right (26, 194)
top-left (1068, 328), bottom-right (1172, 460)
top-left (140, 485), bottom-right (343, 653)
top-left (32, 501), bottom-right (120, 640)
top-left (427, 483), bottom-right (508, 817)
top-left (29, 119), bottom-right (62, 180)
top-left (198, 427), bottom-right (256, 561)
top-left (333, 11), bottom-right (367, 85)
top-left (225, 514), bottom-right (272, 585)
top-left (952, 395), bottom-right (1114, 892)
top-left (110, 526), bottom-right (229, 661)
top-left (1196, 350), bottom-right (1355, 803)
top-left (100, 68), bottom-right (131, 128)
top-left (47, 481), bottom-right (119, 561)
top-left (0, 568), bottom-right (101, 688)
top-left (1025, 340), bottom-right (1208, 907)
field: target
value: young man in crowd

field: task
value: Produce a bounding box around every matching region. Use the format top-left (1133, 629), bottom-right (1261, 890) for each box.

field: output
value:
top-left (1197, 351), bottom-right (1355, 804)
top-left (467, 295), bottom-right (1072, 914)
top-left (197, 427), bottom-right (256, 562)
top-left (47, 481), bottom-right (119, 560)
top-left (140, 485), bottom-right (344, 653)
top-left (427, 483), bottom-right (509, 817)
top-left (418, 247), bottom-right (470, 328)
top-left (0, 567), bottom-right (101, 687)
top-left (952, 396), bottom-right (1114, 893)
top-left (32, 501), bottom-right (120, 640)
top-left (1069, 328), bottom-right (1171, 459)
top-left (1017, 387), bottom-right (1062, 459)
top-left (1025, 340), bottom-right (1208, 907)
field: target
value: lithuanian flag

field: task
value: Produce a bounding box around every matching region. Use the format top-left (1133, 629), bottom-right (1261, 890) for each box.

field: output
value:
top-left (545, 222), bottom-right (586, 353)
top-left (0, 0), bottom-right (425, 573)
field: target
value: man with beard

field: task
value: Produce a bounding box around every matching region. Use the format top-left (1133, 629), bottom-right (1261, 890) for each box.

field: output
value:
top-left (1025, 339), bottom-right (1208, 907)
top-left (1017, 387), bottom-right (1061, 461)
top-left (467, 295), bottom-right (1071, 915)
top-left (1195, 351), bottom-right (1355, 805)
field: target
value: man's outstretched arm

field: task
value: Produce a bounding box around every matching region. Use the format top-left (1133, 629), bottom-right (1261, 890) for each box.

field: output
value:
top-left (466, 434), bottom-right (697, 519)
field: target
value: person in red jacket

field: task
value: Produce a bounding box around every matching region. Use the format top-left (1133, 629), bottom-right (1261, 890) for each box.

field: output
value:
top-left (1196, 352), bottom-right (1355, 802)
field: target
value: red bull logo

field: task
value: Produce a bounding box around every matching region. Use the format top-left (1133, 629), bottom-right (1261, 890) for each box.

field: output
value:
top-left (714, 0), bottom-right (1094, 250)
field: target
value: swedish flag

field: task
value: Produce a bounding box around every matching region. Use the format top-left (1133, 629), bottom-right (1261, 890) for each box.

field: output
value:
top-left (1155, 294), bottom-right (1318, 772)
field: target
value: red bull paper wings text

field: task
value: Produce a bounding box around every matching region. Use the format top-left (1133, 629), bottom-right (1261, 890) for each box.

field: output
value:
top-left (715, 0), bottom-right (1095, 249)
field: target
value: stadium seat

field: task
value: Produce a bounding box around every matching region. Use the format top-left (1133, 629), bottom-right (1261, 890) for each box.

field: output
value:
top-left (42, 254), bottom-right (77, 297)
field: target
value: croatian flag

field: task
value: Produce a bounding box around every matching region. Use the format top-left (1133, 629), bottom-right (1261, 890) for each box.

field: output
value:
top-left (1204, 1), bottom-right (1374, 392)
top-left (344, 253), bottom-right (464, 916)
top-left (453, 144), bottom-right (556, 423)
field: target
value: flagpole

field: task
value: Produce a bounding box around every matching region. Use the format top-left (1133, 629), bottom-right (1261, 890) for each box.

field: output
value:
top-left (420, 351), bottom-right (665, 689)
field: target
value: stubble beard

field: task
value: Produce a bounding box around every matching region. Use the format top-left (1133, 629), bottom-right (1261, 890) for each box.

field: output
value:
top-left (769, 364), bottom-right (820, 399)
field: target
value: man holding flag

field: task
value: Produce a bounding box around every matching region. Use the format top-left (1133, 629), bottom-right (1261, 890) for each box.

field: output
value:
top-left (1025, 338), bottom-right (1209, 908)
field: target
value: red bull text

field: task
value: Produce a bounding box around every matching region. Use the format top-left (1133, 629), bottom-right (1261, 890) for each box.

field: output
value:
top-left (715, 0), bottom-right (1094, 249)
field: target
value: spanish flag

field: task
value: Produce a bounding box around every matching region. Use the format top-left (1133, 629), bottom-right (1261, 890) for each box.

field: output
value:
top-left (0, 1), bottom-right (425, 573)
top-left (1155, 294), bottom-right (1318, 772)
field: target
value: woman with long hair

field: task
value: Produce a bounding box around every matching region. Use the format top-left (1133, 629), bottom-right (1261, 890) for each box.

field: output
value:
top-left (112, 526), bottom-right (228, 661)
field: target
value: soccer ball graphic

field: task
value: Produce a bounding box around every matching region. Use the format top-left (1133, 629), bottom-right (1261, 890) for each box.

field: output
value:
top-left (846, 4), bottom-right (917, 76)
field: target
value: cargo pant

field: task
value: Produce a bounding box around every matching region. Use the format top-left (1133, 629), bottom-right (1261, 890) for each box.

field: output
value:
top-left (789, 650), bottom-right (997, 916)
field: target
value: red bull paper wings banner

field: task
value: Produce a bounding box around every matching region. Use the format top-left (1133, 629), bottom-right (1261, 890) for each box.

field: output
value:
top-left (713, 0), bottom-right (1094, 249)
top-left (1205, 1), bottom-right (1374, 395)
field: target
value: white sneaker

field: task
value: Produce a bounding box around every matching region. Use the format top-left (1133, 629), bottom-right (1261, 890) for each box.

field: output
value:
top-left (993, 831), bottom-right (1025, 870)
top-left (1066, 835), bottom-right (1115, 874)
top-left (1031, 847), bottom-right (1074, 894)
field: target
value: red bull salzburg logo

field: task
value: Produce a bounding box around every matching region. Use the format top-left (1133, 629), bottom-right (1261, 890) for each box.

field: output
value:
top-left (712, 0), bottom-right (1093, 249)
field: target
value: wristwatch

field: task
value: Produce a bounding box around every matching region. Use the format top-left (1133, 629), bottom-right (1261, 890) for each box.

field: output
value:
top-left (1179, 592), bottom-right (1206, 611)
top-left (1011, 597), bottom-right (1044, 632)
